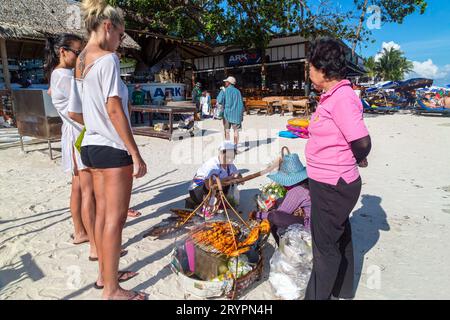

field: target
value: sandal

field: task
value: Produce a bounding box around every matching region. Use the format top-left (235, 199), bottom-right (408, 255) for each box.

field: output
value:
top-left (127, 208), bottom-right (142, 218)
top-left (89, 249), bottom-right (128, 262)
top-left (94, 271), bottom-right (139, 290)
top-left (104, 291), bottom-right (147, 300)
top-left (128, 291), bottom-right (147, 300)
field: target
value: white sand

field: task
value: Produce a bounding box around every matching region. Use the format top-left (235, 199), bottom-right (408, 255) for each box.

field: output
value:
top-left (1, 113), bottom-right (450, 300)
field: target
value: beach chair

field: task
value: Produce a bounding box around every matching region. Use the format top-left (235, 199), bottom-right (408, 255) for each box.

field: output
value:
top-left (245, 100), bottom-right (273, 115)
top-left (361, 99), bottom-right (400, 114)
top-left (415, 99), bottom-right (450, 116)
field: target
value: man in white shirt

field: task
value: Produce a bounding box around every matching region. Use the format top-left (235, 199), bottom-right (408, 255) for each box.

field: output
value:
top-left (185, 141), bottom-right (242, 209)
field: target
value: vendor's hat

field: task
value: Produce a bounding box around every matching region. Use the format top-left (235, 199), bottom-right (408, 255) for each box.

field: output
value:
top-left (223, 76), bottom-right (236, 85)
top-left (219, 140), bottom-right (236, 152)
top-left (268, 153), bottom-right (308, 187)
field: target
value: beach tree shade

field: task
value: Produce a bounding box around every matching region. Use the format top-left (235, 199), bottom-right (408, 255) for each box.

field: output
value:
top-left (373, 47), bottom-right (414, 81)
top-left (350, 0), bottom-right (428, 58)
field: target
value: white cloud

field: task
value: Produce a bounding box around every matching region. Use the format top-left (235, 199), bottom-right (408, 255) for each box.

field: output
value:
top-left (375, 41), bottom-right (402, 61)
top-left (372, 40), bottom-right (450, 82)
top-left (409, 60), bottom-right (450, 80)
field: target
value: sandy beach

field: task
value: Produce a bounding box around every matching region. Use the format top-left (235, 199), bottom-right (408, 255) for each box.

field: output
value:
top-left (1, 113), bottom-right (450, 300)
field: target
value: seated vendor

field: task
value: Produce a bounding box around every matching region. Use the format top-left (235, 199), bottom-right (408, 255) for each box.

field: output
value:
top-left (251, 153), bottom-right (311, 245)
top-left (185, 141), bottom-right (242, 209)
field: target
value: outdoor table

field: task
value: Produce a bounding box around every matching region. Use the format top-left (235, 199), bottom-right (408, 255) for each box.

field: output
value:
top-left (131, 104), bottom-right (197, 140)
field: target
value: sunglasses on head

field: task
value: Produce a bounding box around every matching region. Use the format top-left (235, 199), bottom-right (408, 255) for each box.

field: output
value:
top-left (62, 46), bottom-right (81, 57)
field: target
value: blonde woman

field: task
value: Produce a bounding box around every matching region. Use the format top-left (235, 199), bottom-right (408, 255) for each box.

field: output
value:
top-left (75, 0), bottom-right (147, 300)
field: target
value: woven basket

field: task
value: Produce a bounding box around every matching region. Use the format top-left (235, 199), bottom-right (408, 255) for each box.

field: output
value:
top-left (172, 221), bottom-right (270, 299)
top-left (226, 231), bottom-right (270, 299)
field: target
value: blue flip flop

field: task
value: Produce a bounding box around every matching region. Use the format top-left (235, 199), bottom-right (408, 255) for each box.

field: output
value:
top-left (278, 130), bottom-right (299, 139)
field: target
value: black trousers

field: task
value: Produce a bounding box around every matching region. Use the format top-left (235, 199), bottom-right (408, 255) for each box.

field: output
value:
top-left (185, 184), bottom-right (230, 209)
top-left (305, 177), bottom-right (362, 300)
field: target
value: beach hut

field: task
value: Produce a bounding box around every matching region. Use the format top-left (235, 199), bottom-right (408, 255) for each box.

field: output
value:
top-left (0, 0), bottom-right (139, 92)
top-left (0, 0), bottom-right (140, 155)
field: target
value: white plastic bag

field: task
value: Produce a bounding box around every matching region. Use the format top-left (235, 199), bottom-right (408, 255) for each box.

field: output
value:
top-left (269, 224), bottom-right (313, 300)
top-left (227, 185), bottom-right (240, 207)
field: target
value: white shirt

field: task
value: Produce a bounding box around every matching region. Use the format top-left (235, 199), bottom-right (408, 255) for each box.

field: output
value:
top-left (200, 95), bottom-right (210, 115)
top-left (190, 156), bottom-right (238, 190)
top-left (50, 68), bottom-right (85, 173)
top-left (77, 53), bottom-right (130, 151)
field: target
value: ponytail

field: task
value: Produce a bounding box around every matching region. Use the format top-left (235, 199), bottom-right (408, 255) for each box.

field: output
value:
top-left (82, 0), bottom-right (124, 34)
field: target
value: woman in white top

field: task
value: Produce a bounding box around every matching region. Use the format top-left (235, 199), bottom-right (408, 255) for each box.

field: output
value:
top-left (73, 0), bottom-right (147, 300)
top-left (45, 34), bottom-right (97, 257)
top-left (200, 90), bottom-right (211, 118)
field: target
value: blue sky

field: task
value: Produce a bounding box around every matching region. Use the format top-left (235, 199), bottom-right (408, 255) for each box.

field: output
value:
top-left (340, 0), bottom-right (450, 86)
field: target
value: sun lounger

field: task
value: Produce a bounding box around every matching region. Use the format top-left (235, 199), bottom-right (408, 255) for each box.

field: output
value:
top-left (415, 99), bottom-right (450, 116)
top-left (361, 99), bottom-right (400, 114)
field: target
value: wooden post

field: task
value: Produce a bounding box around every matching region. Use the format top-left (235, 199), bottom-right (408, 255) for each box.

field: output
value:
top-left (190, 58), bottom-right (195, 88)
top-left (1, 38), bottom-right (12, 91)
top-left (261, 50), bottom-right (267, 91)
top-left (1, 38), bottom-right (14, 122)
top-left (304, 42), bottom-right (310, 96)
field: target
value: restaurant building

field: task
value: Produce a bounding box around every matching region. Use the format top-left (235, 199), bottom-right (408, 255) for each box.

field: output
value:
top-left (188, 35), bottom-right (366, 97)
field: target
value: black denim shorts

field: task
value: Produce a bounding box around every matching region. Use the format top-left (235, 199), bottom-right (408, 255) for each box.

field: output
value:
top-left (80, 145), bottom-right (133, 169)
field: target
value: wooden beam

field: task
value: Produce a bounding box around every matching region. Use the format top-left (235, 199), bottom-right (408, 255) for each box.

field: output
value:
top-left (0, 38), bottom-right (12, 91)
top-left (18, 42), bottom-right (25, 61)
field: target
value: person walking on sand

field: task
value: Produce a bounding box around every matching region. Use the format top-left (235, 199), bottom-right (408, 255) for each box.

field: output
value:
top-left (45, 33), bottom-right (98, 259)
top-left (304, 38), bottom-right (372, 300)
top-left (200, 90), bottom-right (212, 118)
top-left (222, 76), bottom-right (244, 147)
top-left (73, 0), bottom-right (147, 300)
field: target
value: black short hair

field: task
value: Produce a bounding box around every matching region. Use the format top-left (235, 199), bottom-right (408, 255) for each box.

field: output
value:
top-left (307, 38), bottom-right (347, 80)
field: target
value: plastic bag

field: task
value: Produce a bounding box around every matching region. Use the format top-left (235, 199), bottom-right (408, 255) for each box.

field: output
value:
top-left (279, 228), bottom-right (312, 268)
top-left (228, 256), bottom-right (252, 278)
top-left (214, 104), bottom-right (224, 119)
top-left (269, 271), bottom-right (302, 300)
top-left (226, 185), bottom-right (240, 207)
top-left (269, 224), bottom-right (312, 300)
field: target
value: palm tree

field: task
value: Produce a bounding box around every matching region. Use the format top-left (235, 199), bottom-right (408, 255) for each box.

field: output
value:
top-left (375, 47), bottom-right (413, 81)
top-left (364, 56), bottom-right (378, 83)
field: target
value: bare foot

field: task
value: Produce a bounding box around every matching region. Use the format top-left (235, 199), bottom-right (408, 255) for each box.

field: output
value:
top-left (127, 208), bottom-right (142, 218)
top-left (103, 287), bottom-right (146, 300)
top-left (71, 233), bottom-right (89, 245)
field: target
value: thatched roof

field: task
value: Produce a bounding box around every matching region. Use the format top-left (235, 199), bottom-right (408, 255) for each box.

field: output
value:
top-left (0, 0), bottom-right (140, 50)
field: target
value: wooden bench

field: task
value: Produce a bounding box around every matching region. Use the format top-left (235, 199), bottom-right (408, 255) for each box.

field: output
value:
top-left (262, 96), bottom-right (289, 114)
top-left (245, 100), bottom-right (273, 115)
top-left (280, 98), bottom-right (310, 116)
